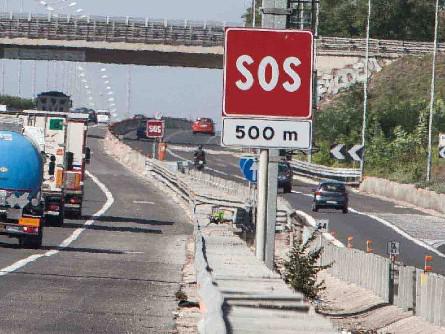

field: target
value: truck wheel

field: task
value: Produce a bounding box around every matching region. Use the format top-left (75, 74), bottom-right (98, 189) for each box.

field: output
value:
top-left (283, 184), bottom-right (292, 193)
top-left (55, 211), bottom-right (65, 226)
top-left (19, 228), bottom-right (43, 249)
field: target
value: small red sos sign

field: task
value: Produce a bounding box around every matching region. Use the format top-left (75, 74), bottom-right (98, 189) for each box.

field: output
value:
top-left (146, 120), bottom-right (165, 138)
top-left (223, 28), bottom-right (313, 119)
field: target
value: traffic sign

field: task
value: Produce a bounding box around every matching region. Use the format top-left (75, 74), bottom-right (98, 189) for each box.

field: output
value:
top-left (223, 28), bottom-right (313, 119)
top-left (348, 144), bottom-right (364, 162)
top-left (330, 144), bottom-right (347, 160)
top-left (239, 156), bottom-right (257, 182)
top-left (440, 147), bottom-right (445, 159)
top-left (316, 219), bottom-right (329, 233)
top-left (146, 119), bottom-right (165, 138)
top-left (330, 144), bottom-right (364, 161)
top-left (222, 118), bottom-right (311, 149)
top-left (387, 241), bottom-right (400, 256)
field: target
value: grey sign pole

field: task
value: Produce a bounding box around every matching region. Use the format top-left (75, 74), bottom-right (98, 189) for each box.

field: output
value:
top-left (257, 0), bottom-right (289, 269)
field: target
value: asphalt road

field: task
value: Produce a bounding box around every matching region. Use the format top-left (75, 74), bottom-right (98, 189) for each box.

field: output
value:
top-left (0, 127), bottom-right (193, 333)
top-left (124, 126), bottom-right (445, 275)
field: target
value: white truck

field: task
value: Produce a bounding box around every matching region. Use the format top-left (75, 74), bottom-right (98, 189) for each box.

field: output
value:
top-left (64, 113), bottom-right (89, 218)
top-left (20, 111), bottom-right (69, 226)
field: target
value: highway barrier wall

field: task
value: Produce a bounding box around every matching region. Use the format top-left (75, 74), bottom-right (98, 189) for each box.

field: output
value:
top-left (295, 211), bottom-right (445, 327)
top-left (360, 176), bottom-right (445, 215)
top-left (415, 269), bottom-right (445, 327)
top-left (320, 241), bottom-right (390, 302)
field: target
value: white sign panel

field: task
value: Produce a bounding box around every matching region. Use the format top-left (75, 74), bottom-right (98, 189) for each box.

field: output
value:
top-left (439, 133), bottom-right (445, 148)
top-left (222, 118), bottom-right (311, 149)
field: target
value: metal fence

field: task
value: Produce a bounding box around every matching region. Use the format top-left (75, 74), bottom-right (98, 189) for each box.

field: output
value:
top-left (2, 12), bottom-right (445, 55)
top-left (290, 159), bottom-right (361, 184)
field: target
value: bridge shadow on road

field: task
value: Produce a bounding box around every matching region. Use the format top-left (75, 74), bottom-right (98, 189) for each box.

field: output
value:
top-left (0, 241), bottom-right (129, 255)
top-left (94, 215), bottom-right (175, 226)
top-left (59, 221), bottom-right (163, 234)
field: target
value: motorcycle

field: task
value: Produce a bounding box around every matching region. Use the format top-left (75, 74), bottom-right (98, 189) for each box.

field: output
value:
top-left (194, 158), bottom-right (205, 171)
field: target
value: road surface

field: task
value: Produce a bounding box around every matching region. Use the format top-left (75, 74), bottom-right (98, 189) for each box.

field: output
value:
top-left (0, 127), bottom-right (193, 333)
top-left (124, 126), bottom-right (445, 275)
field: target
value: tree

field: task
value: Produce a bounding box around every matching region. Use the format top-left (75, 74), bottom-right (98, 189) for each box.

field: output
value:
top-left (0, 95), bottom-right (35, 110)
top-left (283, 231), bottom-right (331, 300)
top-left (242, 1), bottom-right (261, 27)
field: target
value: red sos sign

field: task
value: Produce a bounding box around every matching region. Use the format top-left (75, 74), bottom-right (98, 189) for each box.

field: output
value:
top-left (223, 28), bottom-right (313, 119)
top-left (146, 120), bottom-right (165, 138)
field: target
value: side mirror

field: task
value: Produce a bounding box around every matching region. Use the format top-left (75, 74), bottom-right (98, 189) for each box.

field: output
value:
top-left (85, 147), bottom-right (91, 164)
top-left (48, 155), bottom-right (56, 176)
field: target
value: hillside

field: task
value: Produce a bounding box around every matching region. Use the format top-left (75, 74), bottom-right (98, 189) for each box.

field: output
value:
top-left (313, 54), bottom-right (445, 190)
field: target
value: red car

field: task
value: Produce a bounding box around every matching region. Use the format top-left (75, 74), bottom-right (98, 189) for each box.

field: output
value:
top-left (192, 118), bottom-right (215, 136)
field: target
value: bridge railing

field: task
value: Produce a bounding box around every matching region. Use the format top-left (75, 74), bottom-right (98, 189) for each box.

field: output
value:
top-left (1, 12), bottom-right (445, 55)
top-left (0, 12), bottom-right (229, 47)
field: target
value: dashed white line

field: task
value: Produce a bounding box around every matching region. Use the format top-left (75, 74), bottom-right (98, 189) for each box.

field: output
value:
top-left (0, 170), bottom-right (114, 277)
top-left (133, 200), bottom-right (155, 205)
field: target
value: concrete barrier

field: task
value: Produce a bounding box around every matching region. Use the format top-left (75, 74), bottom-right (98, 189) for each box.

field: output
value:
top-left (394, 265), bottom-right (415, 312)
top-left (360, 176), bottom-right (445, 214)
top-left (416, 270), bottom-right (445, 327)
top-left (319, 241), bottom-right (390, 302)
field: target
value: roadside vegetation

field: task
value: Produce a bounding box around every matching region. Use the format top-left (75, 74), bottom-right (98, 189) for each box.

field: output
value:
top-left (244, 1), bottom-right (445, 42)
top-left (0, 95), bottom-right (35, 110)
top-left (283, 231), bottom-right (331, 300)
top-left (312, 55), bottom-right (445, 191)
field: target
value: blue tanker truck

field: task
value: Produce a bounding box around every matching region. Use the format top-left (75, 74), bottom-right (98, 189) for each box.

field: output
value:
top-left (0, 129), bottom-right (45, 248)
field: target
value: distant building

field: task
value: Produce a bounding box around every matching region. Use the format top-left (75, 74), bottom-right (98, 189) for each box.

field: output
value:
top-left (36, 91), bottom-right (72, 113)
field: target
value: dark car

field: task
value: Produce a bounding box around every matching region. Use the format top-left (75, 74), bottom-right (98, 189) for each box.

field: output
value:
top-left (312, 180), bottom-right (348, 214)
top-left (278, 162), bottom-right (293, 193)
top-left (136, 121), bottom-right (147, 140)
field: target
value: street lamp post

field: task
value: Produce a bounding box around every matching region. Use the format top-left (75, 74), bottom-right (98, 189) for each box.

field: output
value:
top-left (426, 0), bottom-right (440, 182)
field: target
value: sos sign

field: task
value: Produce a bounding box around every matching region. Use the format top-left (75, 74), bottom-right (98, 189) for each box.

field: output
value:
top-left (146, 119), bottom-right (165, 138)
top-left (223, 28), bottom-right (313, 119)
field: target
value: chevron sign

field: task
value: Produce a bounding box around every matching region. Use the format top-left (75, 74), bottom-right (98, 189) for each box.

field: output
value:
top-left (330, 144), bottom-right (364, 162)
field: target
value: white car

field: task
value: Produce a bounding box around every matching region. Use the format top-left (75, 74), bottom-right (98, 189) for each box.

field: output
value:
top-left (96, 111), bottom-right (111, 125)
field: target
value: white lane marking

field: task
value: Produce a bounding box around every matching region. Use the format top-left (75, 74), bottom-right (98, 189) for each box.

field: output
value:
top-left (290, 190), bottom-right (445, 257)
top-left (133, 200), bottom-right (155, 205)
top-left (348, 208), bottom-right (445, 258)
top-left (0, 170), bottom-right (114, 277)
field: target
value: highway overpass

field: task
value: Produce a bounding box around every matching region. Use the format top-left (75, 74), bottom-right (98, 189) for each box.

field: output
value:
top-left (1, 12), bottom-right (444, 69)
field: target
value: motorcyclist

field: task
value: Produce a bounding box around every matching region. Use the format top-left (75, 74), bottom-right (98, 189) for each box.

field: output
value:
top-left (193, 145), bottom-right (206, 169)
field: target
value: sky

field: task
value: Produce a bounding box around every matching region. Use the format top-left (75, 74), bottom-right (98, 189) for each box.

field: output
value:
top-left (0, 0), bottom-right (251, 124)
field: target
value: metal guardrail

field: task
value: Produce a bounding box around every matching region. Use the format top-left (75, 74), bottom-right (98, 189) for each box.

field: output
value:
top-left (1, 12), bottom-right (445, 56)
top-left (290, 160), bottom-right (361, 184)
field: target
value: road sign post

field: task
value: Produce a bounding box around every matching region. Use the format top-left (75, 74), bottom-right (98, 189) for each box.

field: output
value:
top-left (146, 119), bottom-right (165, 160)
top-left (221, 2), bottom-right (313, 269)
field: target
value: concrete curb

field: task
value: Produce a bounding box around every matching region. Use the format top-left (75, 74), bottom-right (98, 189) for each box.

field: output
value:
top-left (194, 225), bottom-right (227, 334)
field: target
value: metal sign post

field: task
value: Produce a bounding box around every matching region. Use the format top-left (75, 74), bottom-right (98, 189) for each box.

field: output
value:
top-left (221, 2), bottom-right (313, 269)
